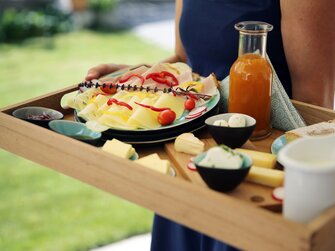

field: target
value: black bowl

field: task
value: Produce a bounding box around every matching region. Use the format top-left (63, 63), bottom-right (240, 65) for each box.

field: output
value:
top-left (12, 106), bottom-right (64, 128)
top-left (194, 151), bottom-right (252, 192)
top-left (205, 113), bottom-right (256, 149)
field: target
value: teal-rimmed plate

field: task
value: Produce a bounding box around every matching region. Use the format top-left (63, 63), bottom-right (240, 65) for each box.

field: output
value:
top-left (74, 90), bottom-right (220, 144)
top-left (129, 152), bottom-right (139, 161)
top-left (76, 89), bottom-right (220, 132)
top-left (271, 135), bottom-right (286, 155)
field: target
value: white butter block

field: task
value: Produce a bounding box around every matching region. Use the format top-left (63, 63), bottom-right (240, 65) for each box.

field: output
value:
top-left (236, 148), bottom-right (276, 169)
top-left (246, 166), bottom-right (284, 187)
top-left (102, 139), bottom-right (135, 159)
top-left (135, 153), bottom-right (170, 174)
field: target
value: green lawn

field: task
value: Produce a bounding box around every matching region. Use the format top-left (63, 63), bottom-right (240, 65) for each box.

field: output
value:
top-left (0, 30), bottom-right (171, 251)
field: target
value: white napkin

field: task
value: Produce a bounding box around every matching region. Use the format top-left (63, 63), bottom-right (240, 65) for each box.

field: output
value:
top-left (219, 55), bottom-right (306, 131)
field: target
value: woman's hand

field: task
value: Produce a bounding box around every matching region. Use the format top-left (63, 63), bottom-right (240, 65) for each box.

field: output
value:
top-left (85, 63), bottom-right (129, 81)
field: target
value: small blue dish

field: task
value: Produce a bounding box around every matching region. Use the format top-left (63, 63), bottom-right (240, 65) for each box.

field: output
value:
top-left (12, 106), bottom-right (64, 128)
top-left (194, 151), bottom-right (252, 192)
top-left (271, 135), bottom-right (286, 155)
top-left (48, 120), bottom-right (101, 145)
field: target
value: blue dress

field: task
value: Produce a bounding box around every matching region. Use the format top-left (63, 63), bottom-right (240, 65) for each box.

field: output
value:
top-left (151, 1), bottom-right (292, 250)
top-left (179, 0), bottom-right (292, 97)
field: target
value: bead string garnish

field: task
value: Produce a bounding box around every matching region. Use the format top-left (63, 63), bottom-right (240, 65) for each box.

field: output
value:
top-left (78, 81), bottom-right (213, 101)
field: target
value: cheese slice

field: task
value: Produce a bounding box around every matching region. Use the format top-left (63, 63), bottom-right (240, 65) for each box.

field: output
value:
top-left (128, 98), bottom-right (160, 129)
top-left (78, 103), bottom-right (101, 121)
top-left (135, 153), bottom-right (170, 174)
top-left (99, 111), bottom-right (130, 127)
top-left (153, 93), bottom-right (185, 119)
top-left (174, 133), bottom-right (204, 155)
top-left (246, 166), bottom-right (284, 187)
top-left (236, 148), bottom-right (276, 169)
top-left (110, 90), bottom-right (129, 100)
top-left (94, 94), bottom-right (109, 107)
top-left (102, 139), bottom-right (135, 159)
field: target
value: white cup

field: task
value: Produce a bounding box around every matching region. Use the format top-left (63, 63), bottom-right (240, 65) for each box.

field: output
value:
top-left (278, 135), bottom-right (335, 223)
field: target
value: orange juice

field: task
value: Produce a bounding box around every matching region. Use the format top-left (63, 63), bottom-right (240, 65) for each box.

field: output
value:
top-left (229, 53), bottom-right (272, 139)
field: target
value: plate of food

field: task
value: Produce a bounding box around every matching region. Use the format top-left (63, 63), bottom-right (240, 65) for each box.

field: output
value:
top-left (271, 120), bottom-right (335, 155)
top-left (63, 62), bottom-right (221, 143)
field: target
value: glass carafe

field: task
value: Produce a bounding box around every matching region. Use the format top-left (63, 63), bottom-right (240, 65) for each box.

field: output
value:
top-left (228, 21), bottom-right (273, 140)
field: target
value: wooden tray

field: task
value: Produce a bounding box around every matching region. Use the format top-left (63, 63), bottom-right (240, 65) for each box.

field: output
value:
top-left (1, 86), bottom-right (335, 251)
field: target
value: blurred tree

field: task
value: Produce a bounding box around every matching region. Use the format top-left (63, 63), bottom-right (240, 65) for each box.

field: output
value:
top-left (89, 0), bottom-right (117, 12)
top-left (71, 0), bottom-right (88, 11)
top-left (88, 0), bottom-right (118, 29)
top-left (0, 0), bottom-right (54, 12)
top-left (0, 7), bottom-right (72, 43)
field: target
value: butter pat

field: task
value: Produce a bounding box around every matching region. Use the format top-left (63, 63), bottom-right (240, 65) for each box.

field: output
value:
top-left (174, 133), bottom-right (204, 155)
top-left (236, 148), bottom-right (276, 169)
top-left (102, 139), bottom-right (135, 159)
top-left (246, 166), bottom-right (284, 187)
top-left (135, 153), bottom-right (170, 174)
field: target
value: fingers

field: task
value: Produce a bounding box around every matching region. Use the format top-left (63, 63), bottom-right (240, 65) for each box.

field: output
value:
top-left (85, 69), bottom-right (100, 81)
top-left (85, 64), bottom-right (120, 81)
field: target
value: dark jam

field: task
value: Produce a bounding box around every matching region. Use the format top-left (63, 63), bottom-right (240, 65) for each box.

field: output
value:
top-left (27, 112), bottom-right (53, 120)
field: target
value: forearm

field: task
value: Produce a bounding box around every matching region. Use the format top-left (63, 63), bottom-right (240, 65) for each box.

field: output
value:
top-left (160, 54), bottom-right (186, 64)
top-left (281, 0), bottom-right (335, 109)
top-left (87, 0), bottom-right (187, 81)
top-left (160, 0), bottom-right (187, 65)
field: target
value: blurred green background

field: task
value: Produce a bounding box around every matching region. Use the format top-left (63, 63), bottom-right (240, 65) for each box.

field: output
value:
top-left (0, 1), bottom-right (172, 250)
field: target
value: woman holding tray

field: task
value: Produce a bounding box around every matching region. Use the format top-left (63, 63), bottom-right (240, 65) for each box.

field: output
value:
top-left (86, 0), bottom-right (334, 250)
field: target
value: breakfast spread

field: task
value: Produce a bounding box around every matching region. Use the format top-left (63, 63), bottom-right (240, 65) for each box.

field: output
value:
top-left (102, 138), bottom-right (135, 159)
top-left (174, 133), bottom-right (204, 155)
top-left (199, 145), bottom-right (243, 169)
top-left (58, 60), bottom-right (286, 192)
top-left (55, 61), bottom-right (331, 203)
top-left (285, 120), bottom-right (335, 143)
top-left (135, 153), bottom-right (171, 174)
top-left (65, 62), bottom-right (219, 131)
